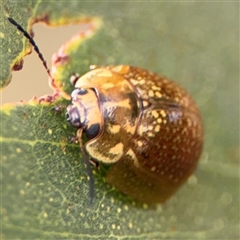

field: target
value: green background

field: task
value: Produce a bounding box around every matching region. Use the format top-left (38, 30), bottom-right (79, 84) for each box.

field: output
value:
top-left (1, 1), bottom-right (239, 239)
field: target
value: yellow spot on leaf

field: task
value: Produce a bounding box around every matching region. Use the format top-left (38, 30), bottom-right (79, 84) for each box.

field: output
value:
top-left (129, 222), bottom-right (133, 228)
top-left (20, 190), bottom-right (25, 195)
top-left (16, 148), bottom-right (21, 153)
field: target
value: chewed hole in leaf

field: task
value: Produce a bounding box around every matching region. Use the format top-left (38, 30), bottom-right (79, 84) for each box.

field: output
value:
top-left (3, 21), bottom-right (96, 104)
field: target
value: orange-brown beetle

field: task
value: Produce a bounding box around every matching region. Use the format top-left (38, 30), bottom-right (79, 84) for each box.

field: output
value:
top-left (66, 65), bottom-right (204, 204)
top-left (8, 17), bottom-right (204, 205)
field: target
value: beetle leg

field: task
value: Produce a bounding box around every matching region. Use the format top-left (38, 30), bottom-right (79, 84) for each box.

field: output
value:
top-left (52, 105), bottom-right (65, 114)
top-left (89, 158), bottom-right (99, 170)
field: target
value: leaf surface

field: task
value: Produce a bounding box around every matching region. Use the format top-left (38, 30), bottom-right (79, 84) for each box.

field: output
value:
top-left (1, 1), bottom-right (239, 239)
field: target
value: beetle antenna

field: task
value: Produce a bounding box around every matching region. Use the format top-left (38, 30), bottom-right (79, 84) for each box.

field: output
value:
top-left (7, 17), bottom-right (54, 82)
top-left (77, 129), bottom-right (95, 205)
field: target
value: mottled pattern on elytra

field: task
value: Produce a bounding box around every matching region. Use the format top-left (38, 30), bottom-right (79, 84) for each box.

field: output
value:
top-left (105, 66), bottom-right (203, 204)
top-left (123, 66), bottom-right (197, 113)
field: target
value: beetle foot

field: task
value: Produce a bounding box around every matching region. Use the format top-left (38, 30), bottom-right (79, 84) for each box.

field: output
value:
top-left (89, 158), bottom-right (99, 170)
top-left (52, 105), bottom-right (65, 114)
top-left (69, 135), bottom-right (79, 144)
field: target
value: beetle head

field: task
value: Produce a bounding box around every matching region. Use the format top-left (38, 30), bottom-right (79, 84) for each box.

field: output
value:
top-left (66, 87), bottom-right (101, 139)
top-left (66, 88), bottom-right (87, 128)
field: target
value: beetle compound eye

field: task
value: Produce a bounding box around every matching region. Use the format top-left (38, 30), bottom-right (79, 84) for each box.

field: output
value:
top-left (85, 123), bottom-right (100, 139)
top-left (71, 88), bottom-right (87, 99)
top-left (66, 105), bottom-right (82, 128)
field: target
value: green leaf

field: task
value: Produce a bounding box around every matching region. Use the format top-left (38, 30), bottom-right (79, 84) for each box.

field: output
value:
top-left (1, 1), bottom-right (239, 239)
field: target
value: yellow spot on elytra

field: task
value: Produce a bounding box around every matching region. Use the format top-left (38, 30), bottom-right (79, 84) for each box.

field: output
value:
top-left (148, 132), bottom-right (154, 137)
top-left (152, 110), bottom-right (159, 118)
top-left (157, 118), bottom-right (162, 123)
top-left (182, 128), bottom-right (187, 134)
top-left (127, 149), bottom-right (139, 167)
top-left (48, 129), bottom-right (52, 135)
top-left (155, 91), bottom-right (162, 98)
top-left (151, 166), bottom-right (156, 172)
top-left (148, 90), bottom-right (154, 97)
top-left (155, 125), bottom-right (160, 132)
top-left (102, 82), bottom-right (115, 89)
top-left (163, 119), bottom-right (167, 124)
top-left (143, 100), bottom-right (149, 108)
top-left (99, 223), bottom-right (104, 229)
top-left (26, 182), bottom-right (30, 186)
top-left (49, 198), bottom-right (54, 202)
top-left (138, 124), bottom-right (146, 135)
top-left (130, 78), bottom-right (139, 85)
top-left (148, 125), bottom-right (153, 131)
top-left (105, 98), bottom-right (131, 109)
top-left (109, 143), bottom-right (124, 155)
top-left (187, 118), bottom-right (192, 127)
top-left (8, 48), bottom-right (11, 53)
top-left (139, 79), bottom-right (145, 84)
top-left (160, 110), bottom-right (167, 118)
top-left (97, 69), bottom-right (113, 77)
top-left (124, 205), bottom-right (129, 211)
top-left (108, 125), bottom-right (121, 134)
top-left (43, 212), bottom-right (48, 218)
top-left (0, 32), bottom-right (4, 38)
top-left (112, 224), bottom-right (116, 229)
top-left (152, 85), bottom-right (161, 91)
top-left (111, 65), bottom-right (129, 74)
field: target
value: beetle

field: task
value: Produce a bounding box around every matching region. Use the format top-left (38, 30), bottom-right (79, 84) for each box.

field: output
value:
top-left (8, 17), bottom-right (203, 204)
top-left (66, 65), bottom-right (204, 204)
